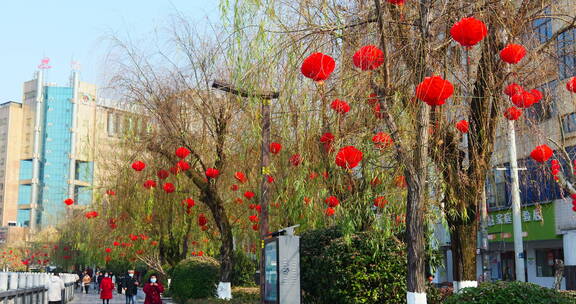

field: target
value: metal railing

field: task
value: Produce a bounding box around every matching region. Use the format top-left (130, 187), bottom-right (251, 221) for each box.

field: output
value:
top-left (0, 272), bottom-right (78, 304)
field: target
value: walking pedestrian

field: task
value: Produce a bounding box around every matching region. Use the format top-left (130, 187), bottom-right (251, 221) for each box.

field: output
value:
top-left (122, 269), bottom-right (139, 304)
top-left (47, 272), bottom-right (65, 304)
top-left (100, 272), bottom-right (115, 304)
top-left (143, 274), bottom-right (165, 304)
top-left (82, 272), bottom-right (92, 294)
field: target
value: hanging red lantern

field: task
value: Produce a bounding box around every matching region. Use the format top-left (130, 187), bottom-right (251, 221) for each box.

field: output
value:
top-left (106, 190), bottom-right (116, 196)
top-left (374, 196), bottom-right (388, 208)
top-left (244, 191), bottom-right (255, 200)
top-left (324, 207), bottom-right (335, 216)
top-left (353, 45), bottom-right (385, 71)
top-left (170, 166), bottom-right (180, 175)
top-left (198, 214), bottom-right (208, 226)
top-left (456, 120), bottom-right (469, 133)
top-left (252, 224), bottom-right (259, 231)
top-left (184, 198), bottom-right (195, 208)
top-left (372, 132), bottom-right (393, 149)
top-left (143, 180), bottom-right (156, 189)
top-left (63, 198), bottom-right (74, 206)
top-left (530, 145), bottom-right (553, 163)
top-left (325, 196), bottom-right (340, 207)
top-left (395, 175), bottom-right (407, 188)
top-left (205, 168), bottom-right (219, 179)
top-left (531, 89), bottom-right (543, 103)
top-left (266, 176), bottom-right (275, 184)
top-left (151, 241), bottom-right (158, 246)
top-left (231, 184), bottom-right (239, 191)
top-left (511, 91), bottom-right (536, 108)
top-left (163, 183), bottom-right (175, 193)
top-left (289, 154), bottom-right (302, 166)
top-left (157, 170), bottom-right (169, 179)
top-left (386, 0), bottom-right (405, 4)
top-left (335, 146), bottom-right (363, 169)
top-left (320, 132), bottom-right (335, 152)
top-left (373, 104), bottom-right (384, 119)
top-left (270, 142), bottom-right (282, 154)
top-left (113, 242), bottom-right (120, 247)
top-left (129, 234), bottom-right (139, 241)
top-left (234, 172), bottom-right (248, 184)
top-left (416, 76), bottom-right (454, 106)
top-left (131, 161), bottom-right (146, 171)
top-left (499, 44), bottom-right (526, 64)
top-left (330, 99), bottom-right (350, 115)
top-left (567, 77), bottom-right (576, 93)
top-left (300, 53), bottom-right (336, 82)
top-left (450, 17), bottom-right (488, 48)
top-left (504, 83), bottom-right (524, 97)
top-left (504, 107), bottom-right (522, 121)
top-left (105, 248), bottom-right (112, 253)
top-left (177, 160), bottom-right (190, 171)
top-left (367, 93), bottom-right (379, 106)
top-left (175, 147), bottom-right (190, 159)
top-left (248, 215), bottom-right (259, 223)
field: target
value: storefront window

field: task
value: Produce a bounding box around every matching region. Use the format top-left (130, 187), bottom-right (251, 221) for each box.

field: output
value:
top-left (535, 248), bottom-right (563, 277)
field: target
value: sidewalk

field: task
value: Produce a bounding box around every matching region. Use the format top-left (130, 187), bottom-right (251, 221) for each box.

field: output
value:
top-left (70, 287), bottom-right (173, 304)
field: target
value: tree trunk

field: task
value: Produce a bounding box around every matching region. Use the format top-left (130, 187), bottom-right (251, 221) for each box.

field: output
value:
top-left (201, 191), bottom-right (234, 283)
top-left (406, 175), bottom-right (427, 295)
top-left (451, 221), bottom-right (478, 282)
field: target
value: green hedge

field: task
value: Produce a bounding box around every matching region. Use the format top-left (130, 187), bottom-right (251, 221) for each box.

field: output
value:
top-left (170, 256), bottom-right (220, 303)
top-left (444, 281), bottom-right (574, 304)
top-left (300, 227), bottom-right (407, 304)
top-left (232, 251), bottom-right (257, 287)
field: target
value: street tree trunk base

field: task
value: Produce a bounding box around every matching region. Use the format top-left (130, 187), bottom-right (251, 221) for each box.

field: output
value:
top-left (406, 291), bottom-right (427, 304)
top-left (217, 282), bottom-right (232, 299)
top-left (454, 281), bottom-right (478, 293)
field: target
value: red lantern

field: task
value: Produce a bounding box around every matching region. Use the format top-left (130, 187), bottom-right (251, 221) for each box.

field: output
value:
top-left (386, 0), bottom-right (405, 4)
top-left (372, 132), bottom-right (393, 149)
top-left (163, 182), bottom-right (175, 193)
top-left (450, 17), bottom-right (488, 48)
top-left (63, 198), bottom-right (74, 206)
top-left (184, 198), bottom-right (195, 208)
top-left (143, 180), bottom-right (156, 189)
top-left (324, 207), bottom-right (335, 216)
top-left (330, 99), bottom-right (350, 115)
top-left (301, 53), bottom-right (336, 82)
top-left (367, 93), bottom-right (379, 106)
top-left (151, 241), bottom-right (158, 246)
top-left (234, 172), bottom-right (248, 184)
top-left (504, 107), bottom-right (522, 121)
top-left (131, 161), bottom-right (146, 171)
top-left (170, 166), bottom-right (180, 175)
top-left (129, 234), bottom-right (139, 241)
top-left (353, 45), bottom-right (384, 71)
top-left (531, 89), bottom-right (543, 103)
top-left (416, 76), bottom-right (454, 106)
top-left (567, 77), bottom-right (576, 93)
top-left (252, 224), bottom-right (259, 231)
top-left (289, 154), bottom-right (302, 166)
top-left (230, 184), bottom-right (239, 191)
top-left (175, 147), bottom-right (190, 159)
top-left (504, 83), bottom-right (524, 97)
top-left (395, 175), bottom-right (407, 188)
top-left (530, 145), bottom-right (553, 163)
top-left (106, 190), bottom-right (116, 196)
top-left (266, 176), bottom-right (275, 184)
top-left (335, 146), bottom-right (363, 169)
top-left (249, 215), bottom-right (259, 223)
top-left (244, 191), bottom-right (255, 200)
top-left (198, 214), bottom-right (208, 226)
top-left (205, 168), bottom-right (219, 179)
top-left (320, 132), bottom-right (335, 144)
top-left (325, 196), bottom-right (339, 207)
top-left (270, 142), bottom-right (282, 154)
top-left (374, 196), bottom-right (388, 208)
top-left (511, 91), bottom-right (536, 108)
top-left (499, 44), bottom-right (526, 64)
top-left (373, 104), bottom-right (384, 119)
top-left (456, 120), bottom-right (469, 133)
top-left (177, 160), bottom-right (190, 171)
top-left (157, 170), bottom-right (169, 179)
top-left (105, 248), bottom-right (112, 253)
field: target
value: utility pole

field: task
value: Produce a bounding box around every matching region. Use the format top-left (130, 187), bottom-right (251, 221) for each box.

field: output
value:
top-left (507, 120), bottom-right (526, 282)
top-left (211, 80), bottom-right (279, 303)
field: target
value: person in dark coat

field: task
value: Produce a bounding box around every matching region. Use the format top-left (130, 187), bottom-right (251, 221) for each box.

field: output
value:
top-left (122, 270), bottom-right (139, 304)
top-left (143, 274), bottom-right (165, 304)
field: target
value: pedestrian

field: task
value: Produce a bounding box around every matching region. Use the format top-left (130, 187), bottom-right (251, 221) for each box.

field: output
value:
top-left (82, 272), bottom-right (92, 294)
top-left (100, 272), bottom-right (115, 304)
top-left (143, 274), bottom-right (165, 304)
top-left (47, 272), bottom-right (65, 304)
top-left (122, 269), bottom-right (139, 304)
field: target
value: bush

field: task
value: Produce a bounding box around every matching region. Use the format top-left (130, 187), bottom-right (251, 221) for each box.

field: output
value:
top-left (300, 226), bottom-right (407, 304)
top-left (232, 251), bottom-right (257, 287)
top-left (170, 256), bottom-right (220, 303)
top-left (444, 281), bottom-right (574, 304)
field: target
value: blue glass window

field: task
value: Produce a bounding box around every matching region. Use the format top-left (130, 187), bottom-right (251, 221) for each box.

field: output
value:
top-left (557, 29), bottom-right (576, 80)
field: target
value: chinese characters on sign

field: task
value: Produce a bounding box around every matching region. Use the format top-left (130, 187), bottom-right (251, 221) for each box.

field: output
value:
top-left (487, 208), bottom-right (543, 227)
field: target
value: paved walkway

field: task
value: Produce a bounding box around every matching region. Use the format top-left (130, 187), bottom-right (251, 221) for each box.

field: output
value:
top-left (70, 289), bottom-right (146, 304)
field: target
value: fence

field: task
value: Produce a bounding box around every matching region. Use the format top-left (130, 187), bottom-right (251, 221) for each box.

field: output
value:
top-left (0, 272), bottom-right (77, 304)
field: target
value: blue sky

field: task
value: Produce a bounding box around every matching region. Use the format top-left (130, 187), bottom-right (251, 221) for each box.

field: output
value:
top-left (0, 0), bottom-right (220, 102)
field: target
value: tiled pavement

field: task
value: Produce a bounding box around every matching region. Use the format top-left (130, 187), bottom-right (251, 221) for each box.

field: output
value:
top-left (69, 287), bottom-right (146, 304)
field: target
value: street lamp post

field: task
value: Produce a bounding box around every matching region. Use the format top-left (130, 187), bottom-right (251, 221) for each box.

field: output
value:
top-left (211, 80), bottom-right (279, 302)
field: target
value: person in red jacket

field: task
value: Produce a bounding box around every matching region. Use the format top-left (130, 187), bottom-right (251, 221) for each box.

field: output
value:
top-left (99, 272), bottom-right (115, 304)
top-left (143, 274), bottom-right (165, 304)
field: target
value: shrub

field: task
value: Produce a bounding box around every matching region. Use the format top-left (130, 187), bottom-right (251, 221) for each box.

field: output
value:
top-left (170, 256), bottom-right (220, 303)
top-left (444, 281), bottom-right (574, 304)
top-left (232, 251), bottom-right (257, 287)
top-left (300, 226), bottom-right (407, 304)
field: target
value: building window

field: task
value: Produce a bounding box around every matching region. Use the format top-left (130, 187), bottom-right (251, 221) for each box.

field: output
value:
top-left (487, 169), bottom-right (507, 209)
top-left (533, 8), bottom-right (552, 43)
top-left (557, 29), bottom-right (576, 80)
top-left (107, 112), bottom-right (116, 136)
top-left (535, 248), bottom-right (563, 277)
top-left (525, 80), bottom-right (557, 123)
top-left (562, 112), bottom-right (576, 134)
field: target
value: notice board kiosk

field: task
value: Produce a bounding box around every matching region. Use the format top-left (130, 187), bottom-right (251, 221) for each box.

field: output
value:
top-left (263, 225), bottom-right (301, 304)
